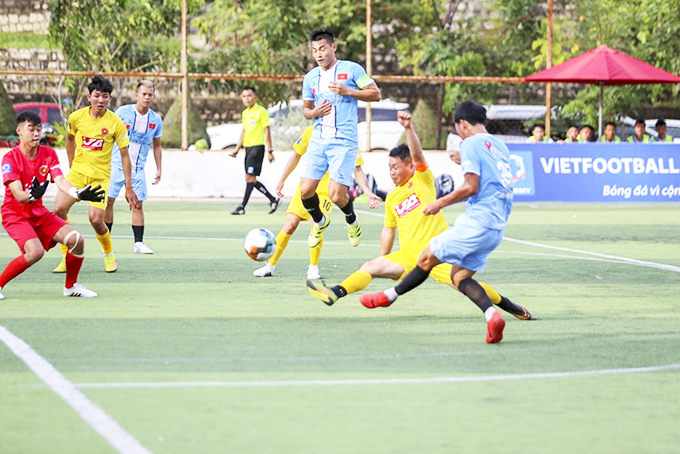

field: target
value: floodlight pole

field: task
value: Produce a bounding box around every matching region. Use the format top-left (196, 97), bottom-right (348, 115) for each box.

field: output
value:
top-left (181, 0), bottom-right (189, 150)
top-left (545, 0), bottom-right (553, 137)
top-left (365, 0), bottom-right (373, 152)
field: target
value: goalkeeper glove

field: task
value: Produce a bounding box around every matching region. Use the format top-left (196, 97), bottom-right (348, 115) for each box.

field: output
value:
top-left (28, 177), bottom-right (49, 202)
top-left (68, 184), bottom-right (106, 202)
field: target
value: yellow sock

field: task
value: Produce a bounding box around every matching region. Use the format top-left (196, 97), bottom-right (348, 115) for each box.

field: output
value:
top-left (310, 235), bottom-right (323, 266)
top-left (339, 270), bottom-right (373, 295)
top-left (60, 219), bottom-right (71, 256)
top-left (269, 231), bottom-right (291, 266)
top-left (96, 230), bottom-right (114, 255)
top-left (479, 281), bottom-right (502, 305)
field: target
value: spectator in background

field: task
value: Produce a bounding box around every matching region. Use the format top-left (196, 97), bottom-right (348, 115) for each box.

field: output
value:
top-left (655, 120), bottom-right (674, 143)
top-left (578, 125), bottom-right (595, 142)
top-left (525, 124), bottom-right (553, 143)
top-left (626, 120), bottom-right (655, 143)
top-left (564, 125), bottom-right (579, 143)
top-left (601, 122), bottom-right (621, 143)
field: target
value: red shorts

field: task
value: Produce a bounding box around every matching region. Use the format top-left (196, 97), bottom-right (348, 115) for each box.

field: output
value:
top-left (2, 210), bottom-right (67, 254)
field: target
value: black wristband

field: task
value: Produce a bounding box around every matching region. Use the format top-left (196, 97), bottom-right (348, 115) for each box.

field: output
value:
top-left (267, 149), bottom-right (274, 154)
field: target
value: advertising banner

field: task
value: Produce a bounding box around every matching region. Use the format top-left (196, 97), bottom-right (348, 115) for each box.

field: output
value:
top-left (506, 143), bottom-right (680, 202)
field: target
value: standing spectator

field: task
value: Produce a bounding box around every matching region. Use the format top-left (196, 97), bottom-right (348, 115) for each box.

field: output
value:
top-left (601, 122), bottom-right (621, 143)
top-left (229, 86), bottom-right (280, 216)
top-left (655, 120), bottom-right (674, 143)
top-left (525, 124), bottom-right (554, 143)
top-left (626, 120), bottom-right (655, 143)
top-left (578, 125), bottom-right (595, 142)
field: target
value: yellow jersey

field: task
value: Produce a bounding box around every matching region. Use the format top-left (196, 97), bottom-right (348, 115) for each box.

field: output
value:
top-left (67, 107), bottom-right (129, 179)
top-left (293, 126), bottom-right (364, 196)
top-left (241, 104), bottom-right (270, 147)
top-left (384, 165), bottom-right (448, 256)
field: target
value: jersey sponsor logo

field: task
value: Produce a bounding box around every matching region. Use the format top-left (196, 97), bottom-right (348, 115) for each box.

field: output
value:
top-left (485, 140), bottom-right (493, 152)
top-left (82, 137), bottom-right (104, 150)
top-left (394, 193), bottom-right (421, 218)
top-left (101, 127), bottom-right (109, 136)
top-left (39, 165), bottom-right (49, 176)
top-left (296, 136), bottom-right (303, 144)
top-left (338, 74), bottom-right (348, 80)
top-left (150, 123), bottom-right (156, 129)
top-left (2, 163), bottom-right (12, 174)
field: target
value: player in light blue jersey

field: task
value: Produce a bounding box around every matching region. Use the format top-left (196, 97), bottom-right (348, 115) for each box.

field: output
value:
top-left (300, 28), bottom-right (381, 249)
top-left (104, 80), bottom-right (162, 254)
top-left (361, 101), bottom-right (530, 344)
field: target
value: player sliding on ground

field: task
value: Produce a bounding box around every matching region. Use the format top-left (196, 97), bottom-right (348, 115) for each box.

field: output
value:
top-left (307, 109), bottom-right (531, 343)
top-left (0, 112), bottom-right (105, 299)
top-left (53, 75), bottom-right (137, 274)
top-left (300, 28), bottom-right (382, 249)
top-left (253, 125), bottom-right (381, 280)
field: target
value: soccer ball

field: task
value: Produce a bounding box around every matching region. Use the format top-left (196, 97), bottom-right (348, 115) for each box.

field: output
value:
top-left (244, 228), bottom-right (277, 261)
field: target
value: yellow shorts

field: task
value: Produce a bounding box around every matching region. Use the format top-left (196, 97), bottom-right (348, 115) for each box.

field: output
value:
top-left (383, 250), bottom-right (453, 286)
top-left (286, 188), bottom-right (334, 221)
top-left (66, 170), bottom-right (109, 211)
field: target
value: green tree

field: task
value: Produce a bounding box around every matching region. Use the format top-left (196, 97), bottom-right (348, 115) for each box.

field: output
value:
top-left (162, 95), bottom-right (208, 149)
top-left (0, 81), bottom-right (17, 137)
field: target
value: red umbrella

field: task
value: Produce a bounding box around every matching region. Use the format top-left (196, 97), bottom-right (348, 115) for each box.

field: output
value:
top-left (523, 45), bottom-right (680, 136)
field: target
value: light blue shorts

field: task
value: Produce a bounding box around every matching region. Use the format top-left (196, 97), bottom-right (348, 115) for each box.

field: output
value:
top-left (301, 137), bottom-right (358, 187)
top-left (430, 213), bottom-right (504, 272)
top-left (108, 166), bottom-right (148, 201)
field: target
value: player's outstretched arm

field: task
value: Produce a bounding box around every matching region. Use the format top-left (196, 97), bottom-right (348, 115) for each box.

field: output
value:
top-left (275, 152), bottom-right (302, 197)
top-left (353, 166), bottom-right (381, 209)
top-left (398, 111), bottom-right (426, 167)
top-left (8, 180), bottom-right (31, 204)
top-left (423, 173), bottom-right (479, 216)
top-left (379, 226), bottom-right (396, 256)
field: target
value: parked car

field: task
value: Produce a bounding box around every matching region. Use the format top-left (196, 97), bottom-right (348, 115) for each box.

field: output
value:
top-left (13, 102), bottom-right (63, 146)
top-left (207, 98), bottom-right (409, 152)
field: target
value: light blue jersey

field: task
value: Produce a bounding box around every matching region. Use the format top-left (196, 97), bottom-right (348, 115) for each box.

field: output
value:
top-left (111, 104), bottom-right (162, 171)
top-left (460, 133), bottom-right (513, 230)
top-left (302, 60), bottom-right (374, 142)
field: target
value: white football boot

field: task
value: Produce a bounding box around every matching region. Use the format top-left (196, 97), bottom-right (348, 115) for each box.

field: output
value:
top-left (63, 283), bottom-right (97, 298)
top-left (133, 242), bottom-right (154, 254)
top-left (253, 263), bottom-right (275, 277)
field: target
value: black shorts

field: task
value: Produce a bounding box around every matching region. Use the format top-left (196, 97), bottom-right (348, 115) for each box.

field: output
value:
top-left (244, 145), bottom-right (265, 176)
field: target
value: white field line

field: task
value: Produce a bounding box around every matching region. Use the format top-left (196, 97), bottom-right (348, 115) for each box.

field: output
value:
top-left (0, 324), bottom-right (153, 454)
top-left (73, 363), bottom-right (680, 389)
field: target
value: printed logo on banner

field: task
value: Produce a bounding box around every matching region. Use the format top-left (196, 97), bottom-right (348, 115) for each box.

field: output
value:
top-left (509, 151), bottom-right (534, 196)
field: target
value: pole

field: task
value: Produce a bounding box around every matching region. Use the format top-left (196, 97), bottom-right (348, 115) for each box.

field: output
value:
top-left (365, 0), bottom-right (373, 152)
top-left (545, 0), bottom-right (553, 137)
top-left (181, 0), bottom-right (189, 150)
top-left (598, 81), bottom-right (604, 138)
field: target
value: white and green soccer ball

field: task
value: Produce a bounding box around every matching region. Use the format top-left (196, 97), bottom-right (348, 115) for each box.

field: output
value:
top-left (244, 228), bottom-right (277, 261)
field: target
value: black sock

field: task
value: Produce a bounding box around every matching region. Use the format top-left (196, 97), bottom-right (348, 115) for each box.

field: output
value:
top-left (254, 181), bottom-right (276, 202)
top-left (242, 182), bottom-right (255, 207)
top-left (394, 265), bottom-right (431, 296)
top-left (331, 285), bottom-right (348, 298)
top-left (458, 278), bottom-right (493, 313)
top-left (132, 225), bottom-right (144, 243)
top-left (339, 197), bottom-right (356, 224)
top-left (301, 193), bottom-right (325, 224)
top-left (105, 222), bottom-right (113, 233)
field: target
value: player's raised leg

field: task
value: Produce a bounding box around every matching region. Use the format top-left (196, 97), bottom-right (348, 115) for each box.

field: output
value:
top-left (0, 238), bottom-right (44, 300)
top-left (253, 213), bottom-right (301, 277)
top-left (300, 178), bottom-right (330, 247)
top-left (89, 205), bottom-right (117, 272)
top-left (52, 191), bottom-right (79, 273)
top-left (53, 225), bottom-right (97, 297)
top-left (479, 282), bottom-right (532, 320)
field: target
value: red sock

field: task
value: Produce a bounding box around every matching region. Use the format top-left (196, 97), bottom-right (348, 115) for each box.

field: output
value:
top-left (65, 253), bottom-right (84, 289)
top-left (0, 255), bottom-right (31, 288)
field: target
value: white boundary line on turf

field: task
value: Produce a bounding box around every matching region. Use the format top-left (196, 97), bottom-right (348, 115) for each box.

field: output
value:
top-left (0, 324), bottom-right (154, 454)
top-left (73, 363), bottom-right (680, 389)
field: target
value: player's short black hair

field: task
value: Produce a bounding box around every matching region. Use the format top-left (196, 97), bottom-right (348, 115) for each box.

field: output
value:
top-left (88, 75), bottom-right (113, 94)
top-left (656, 119), bottom-right (666, 127)
top-left (568, 124), bottom-right (578, 130)
top-left (605, 121), bottom-right (617, 128)
top-left (580, 124), bottom-right (594, 131)
top-left (311, 28), bottom-right (334, 44)
top-left (635, 119), bottom-right (646, 126)
top-left (16, 111), bottom-right (42, 126)
top-left (389, 143), bottom-right (412, 162)
top-left (242, 85), bottom-right (256, 94)
top-left (454, 101), bottom-right (486, 126)
top-left (532, 123), bottom-right (546, 131)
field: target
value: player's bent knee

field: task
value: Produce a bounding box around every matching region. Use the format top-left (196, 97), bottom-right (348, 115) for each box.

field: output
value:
top-left (25, 248), bottom-right (45, 264)
top-left (63, 230), bottom-right (83, 254)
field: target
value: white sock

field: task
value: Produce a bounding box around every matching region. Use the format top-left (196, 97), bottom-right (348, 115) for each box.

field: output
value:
top-left (317, 215), bottom-right (326, 226)
top-left (384, 287), bottom-right (398, 302)
top-left (484, 307), bottom-right (498, 322)
top-left (267, 263), bottom-right (276, 270)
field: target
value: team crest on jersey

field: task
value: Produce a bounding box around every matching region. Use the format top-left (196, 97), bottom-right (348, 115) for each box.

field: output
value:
top-left (312, 88), bottom-right (316, 95)
top-left (2, 163), bottom-right (11, 174)
top-left (126, 124), bottom-right (131, 129)
top-left (150, 123), bottom-right (156, 129)
top-left (101, 127), bottom-right (109, 136)
top-left (39, 165), bottom-right (49, 176)
top-left (82, 137), bottom-right (104, 150)
top-left (338, 74), bottom-right (348, 80)
top-left (394, 193), bottom-right (421, 218)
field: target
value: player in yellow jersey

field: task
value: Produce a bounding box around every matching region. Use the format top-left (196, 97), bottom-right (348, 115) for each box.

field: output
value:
top-left (53, 75), bottom-right (137, 273)
top-left (253, 125), bottom-right (381, 280)
top-left (307, 111), bottom-right (531, 321)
